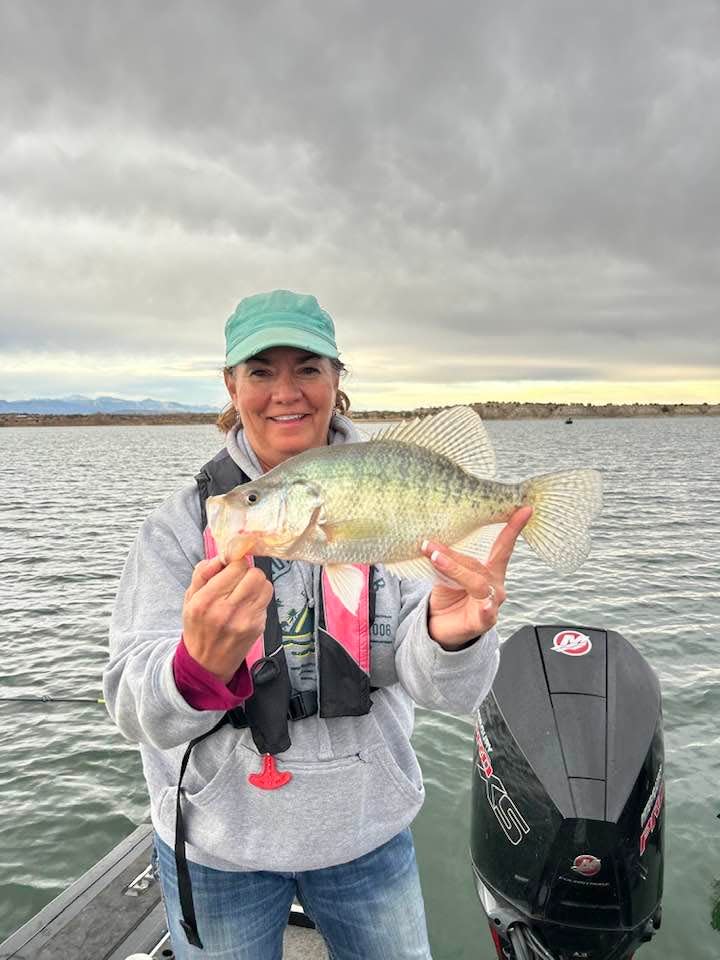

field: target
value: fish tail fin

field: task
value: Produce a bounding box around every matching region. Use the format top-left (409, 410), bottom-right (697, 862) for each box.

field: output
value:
top-left (520, 469), bottom-right (603, 573)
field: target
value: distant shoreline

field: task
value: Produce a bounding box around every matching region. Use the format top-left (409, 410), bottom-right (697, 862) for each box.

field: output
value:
top-left (1, 401), bottom-right (718, 428)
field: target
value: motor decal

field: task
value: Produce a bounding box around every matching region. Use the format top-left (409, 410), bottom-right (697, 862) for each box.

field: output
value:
top-left (485, 778), bottom-right (531, 846)
top-left (571, 854), bottom-right (602, 877)
top-left (640, 769), bottom-right (665, 856)
top-left (474, 714), bottom-right (530, 846)
top-left (551, 629), bottom-right (592, 656)
top-left (475, 716), bottom-right (494, 777)
top-left (641, 765), bottom-right (663, 829)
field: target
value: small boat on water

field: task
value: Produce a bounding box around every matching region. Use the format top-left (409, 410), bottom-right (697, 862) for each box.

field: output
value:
top-left (565, 417), bottom-right (573, 424)
top-left (0, 623), bottom-right (665, 960)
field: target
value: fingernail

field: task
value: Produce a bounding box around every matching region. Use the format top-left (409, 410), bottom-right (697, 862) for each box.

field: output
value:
top-left (431, 550), bottom-right (448, 568)
top-left (421, 539), bottom-right (429, 552)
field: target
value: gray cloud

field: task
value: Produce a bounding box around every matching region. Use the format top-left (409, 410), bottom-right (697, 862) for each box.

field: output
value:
top-left (1, 0), bottom-right (719, 401)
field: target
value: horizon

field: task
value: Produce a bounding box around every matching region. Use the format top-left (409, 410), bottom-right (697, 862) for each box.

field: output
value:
top-left (1, 382), bottom-right (718, 412)
top-left (1, 375), bottom-right (718, 409)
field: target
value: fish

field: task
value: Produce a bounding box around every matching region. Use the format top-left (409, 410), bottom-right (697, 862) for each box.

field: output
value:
top-left (206, 406), bottom-right (603, 613)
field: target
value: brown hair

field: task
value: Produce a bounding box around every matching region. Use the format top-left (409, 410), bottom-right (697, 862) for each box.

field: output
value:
top-left (216, 358), bottom-right (350, 433)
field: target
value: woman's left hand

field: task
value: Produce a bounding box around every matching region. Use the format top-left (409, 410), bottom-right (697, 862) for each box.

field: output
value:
top-left (423, 507), bottom-right (533, 650)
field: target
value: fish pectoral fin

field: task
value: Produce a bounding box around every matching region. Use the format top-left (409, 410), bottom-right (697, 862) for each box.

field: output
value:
top-left (320, 518), bottom-right (378, 542)
top-left (371, 406), bottom-right (496, 479)
top-left (324, 564), bottom-right (366, 615)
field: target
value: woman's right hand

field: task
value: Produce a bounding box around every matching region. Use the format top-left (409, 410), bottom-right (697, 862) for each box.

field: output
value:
top-left (182, 557), bottom-right (274, 684)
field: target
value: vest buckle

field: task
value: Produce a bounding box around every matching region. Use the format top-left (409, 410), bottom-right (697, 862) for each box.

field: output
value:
top-left (287, 689), bottom-right (318, 721)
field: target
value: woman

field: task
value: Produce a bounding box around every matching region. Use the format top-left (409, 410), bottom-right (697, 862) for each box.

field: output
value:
top-left (103, 289), bottom-right (530, 960)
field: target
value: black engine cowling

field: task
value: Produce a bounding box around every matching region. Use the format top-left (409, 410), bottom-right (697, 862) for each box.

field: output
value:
top-left (470, 624), bottom-right (664, 960)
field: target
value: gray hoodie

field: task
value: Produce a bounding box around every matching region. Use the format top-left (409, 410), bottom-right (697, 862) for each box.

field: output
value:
top-left (103, 415), bottom-right (499, 872)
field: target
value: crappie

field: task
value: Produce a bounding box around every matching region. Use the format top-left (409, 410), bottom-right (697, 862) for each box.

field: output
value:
top-left (207, 406), bottom-right (602, 613)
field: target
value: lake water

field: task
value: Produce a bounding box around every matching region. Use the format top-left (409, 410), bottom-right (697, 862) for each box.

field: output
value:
top-left (0, 416), bottom-right (718, 959)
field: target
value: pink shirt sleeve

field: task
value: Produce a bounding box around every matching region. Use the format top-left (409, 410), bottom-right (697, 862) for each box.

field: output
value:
top-left (173, 636), bottom-right (253, 711)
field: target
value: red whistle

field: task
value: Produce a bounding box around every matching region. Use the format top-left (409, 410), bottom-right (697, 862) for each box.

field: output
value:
top-left (248, 754), bottom-right (292, 790)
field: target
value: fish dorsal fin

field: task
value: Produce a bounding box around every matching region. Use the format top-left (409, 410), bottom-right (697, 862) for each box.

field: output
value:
top-left (372, 406), bottom-right (496, 479)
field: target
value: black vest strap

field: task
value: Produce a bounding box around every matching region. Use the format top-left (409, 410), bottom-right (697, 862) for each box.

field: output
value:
top-left (195, 448), bottom-right (248, 529)
top-left (241, 555), bottom-right (292, 755)
top-left (174, 714), bottom-right (230, 949)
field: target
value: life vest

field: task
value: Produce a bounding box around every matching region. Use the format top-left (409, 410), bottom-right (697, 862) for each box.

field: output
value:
top-left (175, 446), bottom-right (378, 949)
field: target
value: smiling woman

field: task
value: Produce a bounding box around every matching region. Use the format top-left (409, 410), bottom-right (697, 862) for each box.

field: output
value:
top-left (103, 288), bottom-right (530, 960)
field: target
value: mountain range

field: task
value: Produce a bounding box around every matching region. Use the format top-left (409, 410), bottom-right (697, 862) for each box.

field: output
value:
top-left (0, 395), bottom-right (219, 415)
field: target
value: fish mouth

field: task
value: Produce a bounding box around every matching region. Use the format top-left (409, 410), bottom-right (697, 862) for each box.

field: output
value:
top-left (225, 531), bottom-right (259, 562)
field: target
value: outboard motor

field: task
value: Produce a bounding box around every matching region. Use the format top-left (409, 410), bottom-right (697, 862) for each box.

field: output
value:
top-left (471, 625), bottom-right (664, 960)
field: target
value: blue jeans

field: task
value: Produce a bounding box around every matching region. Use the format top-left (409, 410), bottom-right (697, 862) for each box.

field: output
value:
top-left (154, 829), bottom-right (433, 959)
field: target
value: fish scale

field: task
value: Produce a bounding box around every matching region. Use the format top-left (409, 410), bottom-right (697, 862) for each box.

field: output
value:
top-left (292, 440), bottom-right (500, 565)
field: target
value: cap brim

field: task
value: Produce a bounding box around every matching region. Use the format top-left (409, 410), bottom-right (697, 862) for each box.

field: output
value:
top-left (226, 326), bottom-right (339, 366)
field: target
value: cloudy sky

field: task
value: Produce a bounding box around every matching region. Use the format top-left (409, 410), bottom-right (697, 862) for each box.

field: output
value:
top-left (1, 0), bottom-right (718, 410)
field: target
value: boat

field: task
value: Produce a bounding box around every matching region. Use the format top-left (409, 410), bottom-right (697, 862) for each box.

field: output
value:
top-left (565, 417), bottom-right (573, 424)
top-left (0, 823), bottom-right (327, 959)
top-left (0, 622), bottom-right (665, 960)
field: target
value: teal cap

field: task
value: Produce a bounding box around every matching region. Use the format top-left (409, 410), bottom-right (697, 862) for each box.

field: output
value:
top-left (225, 289), bottom-right (340, 366)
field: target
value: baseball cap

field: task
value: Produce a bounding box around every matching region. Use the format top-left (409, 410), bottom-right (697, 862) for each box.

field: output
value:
top-left (225, 290), bottom-right (340, 366)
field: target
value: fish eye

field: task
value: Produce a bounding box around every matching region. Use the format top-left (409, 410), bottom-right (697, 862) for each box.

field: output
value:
top-left (246, 491), bottom-right (259, 505)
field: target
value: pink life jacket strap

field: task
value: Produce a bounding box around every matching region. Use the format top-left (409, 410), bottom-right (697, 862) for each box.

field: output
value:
top-left (318, 565), bottom-right (372, 718)
top-left (321, 566), bottom-right (371, 672)
top-left (202, 526), bottom-right (219, 560)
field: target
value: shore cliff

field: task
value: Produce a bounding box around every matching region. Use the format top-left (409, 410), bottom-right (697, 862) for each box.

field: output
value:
top-left (358, 400), bottom-right (720, 421)
top-left (1, 401), bottom-right (718, 428)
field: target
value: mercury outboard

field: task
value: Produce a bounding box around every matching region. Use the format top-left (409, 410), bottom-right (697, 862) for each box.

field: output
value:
top-left (471, 625), bottom-right (664, 960)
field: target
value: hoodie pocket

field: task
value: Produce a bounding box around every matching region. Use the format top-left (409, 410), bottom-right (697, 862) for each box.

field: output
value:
top-left (167, 737), bottom-right (425, 872)
top-left (188, 740), bottom-right (364, 810)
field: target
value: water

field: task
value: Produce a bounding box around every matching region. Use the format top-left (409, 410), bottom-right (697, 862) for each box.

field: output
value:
top-left (0, 417), bottom-right (718, 958)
